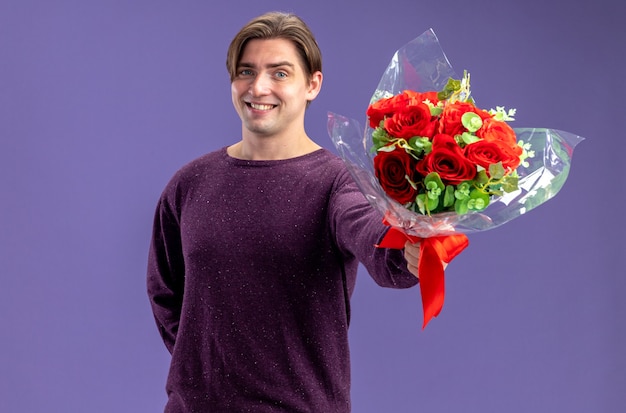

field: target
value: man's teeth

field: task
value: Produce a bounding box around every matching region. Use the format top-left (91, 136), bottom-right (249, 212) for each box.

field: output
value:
top-left (250, 103), bottom-right (274, 110)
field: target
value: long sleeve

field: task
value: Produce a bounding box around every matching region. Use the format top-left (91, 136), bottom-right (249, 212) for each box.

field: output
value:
top-left (329, 167), bottom-right (419, 289)
top-left (146, 194), bottom-right (185, 354)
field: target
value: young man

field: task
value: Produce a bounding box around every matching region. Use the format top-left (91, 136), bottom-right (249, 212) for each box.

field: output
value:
top-left (147, 11), bottom-right (422, 412)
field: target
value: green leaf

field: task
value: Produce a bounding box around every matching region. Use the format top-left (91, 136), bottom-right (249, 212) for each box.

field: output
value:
top-left (454, 181), bottom-right (471, 200)
top-left (371, 127), bottom-right (391, 151)
top-left (455, 198), bottom-right (469, 214)
top-left (416, 194), bottom-right (427, 215)
top-left (443, 185), bottom-right (455, 207)
top-left (408, 136), bottom-right (432, 155)
top-left (473, 171), bottom-right (488, 186)
top-left (461, 112), bottom-right (483, 132)
top-left (424, 172), bottom-right (445, 190)
top-left (460, 132), bottom-right (480, 145)
top-left (429, 106), bottom-right (443, 117)
top-left (377, 145), bottom-right (396, 153)
top-left (488, 162), bottom-right (506, 180)
top-left (427, 194), bottom-right (439, 211)
top-left (437, 77), bottom-right (461, 100)
top-left (426, 186), bottom-right (441, 200)
top-left (468, 189), bottom-right (490, 211)
top-left (501, 175), bottom-right (519, 193)
top-left (416, 191), bottom-right (441, 215)
top-left (489, 106), bottom-right (516, 121)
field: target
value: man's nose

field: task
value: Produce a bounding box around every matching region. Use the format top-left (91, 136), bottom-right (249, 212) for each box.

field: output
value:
top-left (249, 74), bottom-right (271, 96)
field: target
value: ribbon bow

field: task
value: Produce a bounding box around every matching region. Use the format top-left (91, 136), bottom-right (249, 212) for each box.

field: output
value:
top-left (377, 225), bottom-right (469, 329)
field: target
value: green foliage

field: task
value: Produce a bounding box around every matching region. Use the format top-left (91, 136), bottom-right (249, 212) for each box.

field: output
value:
top-left (408, 165), bottom-right (525, 216)
top-left (443, 185), bottom-right (455, 208)
top-left (371, 126), bottom-right (391, 152)
top-left (460, 132), bottom-right (480, 145)
top-left (489, 106), bottom-right (516, 121)
top-left (437, 71), bottom-right (473, 104)
top-left (468, 189), bottom-right (489, 211)
top-left (454, 181), bottom-right (471, 200)
top-left (454, 198), bottom-right (469, 214)
top-left (488, 162), bottom-right (506, 180)
top-left (437, 77), bottom-right (462, 101)
top-left (461, 112), bottom-right (483, 132)
top-left (429, 106), bottom-right (443, 116)
top-left (415, 173), bottom-right (445, 214)
top-left (501, 175), bottom-right (519, 193)
top-left (475, 170), bottom-right (489, 185)
top-left (373, 133), bottom-right (432, 159)
top-left (407, 136), bottom-right (432, 156)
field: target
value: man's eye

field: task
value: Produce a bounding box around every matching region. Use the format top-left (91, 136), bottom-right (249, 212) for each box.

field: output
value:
top-left (239, 69), bottom-right (254, 76)
top-left (275, 71), bottom-right (287, 79)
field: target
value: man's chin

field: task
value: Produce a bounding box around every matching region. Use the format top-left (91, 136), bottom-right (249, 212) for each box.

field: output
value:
top-left (244, 123), bottom-right (278, 137)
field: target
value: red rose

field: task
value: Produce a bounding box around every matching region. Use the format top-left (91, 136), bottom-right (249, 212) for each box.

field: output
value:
top-left (474, 117), bottom-right (522, 170)
top-left (416, 134), bottom-right (477, 185)
top-left (383, 102), bottom-right (437, 139)
top-left (374, 145), bottom-right (418, 204)
top-left (476, 117), bottom-right (517, 147)
top-left (438, 101), bottom-right (490, 137)
top-left (464, 139), bottom-right (521, 172)
top-left (367, 90), bottom-right (439, 130)
top-left (367, 95), bottom-right (400, 128)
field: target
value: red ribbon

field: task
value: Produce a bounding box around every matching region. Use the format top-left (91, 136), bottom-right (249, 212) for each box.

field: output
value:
top-left (377, 226), bottom-right (469, 329)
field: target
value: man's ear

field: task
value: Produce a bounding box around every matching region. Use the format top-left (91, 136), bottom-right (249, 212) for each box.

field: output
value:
top-left (306, 71), bottom-right (323, 101)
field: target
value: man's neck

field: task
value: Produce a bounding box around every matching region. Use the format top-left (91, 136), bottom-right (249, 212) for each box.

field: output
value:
top-left (227, 134), bottom-right (321, 161)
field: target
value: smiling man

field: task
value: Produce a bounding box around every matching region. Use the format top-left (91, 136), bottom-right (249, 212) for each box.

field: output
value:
top-left (147, 11), bottom-right (421, 412)
top-left (228, 37), bottom-right (322, 160)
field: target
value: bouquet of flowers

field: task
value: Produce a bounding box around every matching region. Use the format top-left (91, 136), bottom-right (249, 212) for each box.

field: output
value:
top-left (328, 29), bottom-right (583, 328)
top-left (368, 71), bottom-right (531, 216)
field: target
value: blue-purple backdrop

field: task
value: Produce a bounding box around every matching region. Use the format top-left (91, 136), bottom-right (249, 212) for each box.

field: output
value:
top-left (1, 0), bottom-right (624, 412)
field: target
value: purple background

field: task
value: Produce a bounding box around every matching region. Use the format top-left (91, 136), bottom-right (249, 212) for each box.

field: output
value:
top-left (1, 0), bottom-right (624, 412)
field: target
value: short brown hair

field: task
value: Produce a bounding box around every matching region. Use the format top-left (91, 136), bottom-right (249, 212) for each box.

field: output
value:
top-left (226, 12), bottom-right (322, 83)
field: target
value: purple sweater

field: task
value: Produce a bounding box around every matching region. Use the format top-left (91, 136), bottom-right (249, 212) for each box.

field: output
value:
top-left (147, 147), bottom-right (418, 412)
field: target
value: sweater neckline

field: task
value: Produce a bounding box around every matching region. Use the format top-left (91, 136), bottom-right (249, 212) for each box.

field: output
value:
top-left (220, 146), bottom-right (328, 167)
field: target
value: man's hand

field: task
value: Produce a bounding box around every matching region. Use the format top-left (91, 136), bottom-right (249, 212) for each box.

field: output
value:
top-left (403, 241), bottom-right (448, 279)
top-left (403, 241), bottom-right (420, 279)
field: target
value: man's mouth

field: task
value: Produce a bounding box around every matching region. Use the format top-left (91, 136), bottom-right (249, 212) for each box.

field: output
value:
top-left (247, 102), bottom-right (276, 111)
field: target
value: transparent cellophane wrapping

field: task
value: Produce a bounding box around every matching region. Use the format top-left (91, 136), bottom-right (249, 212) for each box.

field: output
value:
top-left (328, 29), bottom-right (583, 238)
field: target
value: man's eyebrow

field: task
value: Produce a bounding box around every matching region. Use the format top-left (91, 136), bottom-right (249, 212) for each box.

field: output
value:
top-left (238, 61), bottom-right (295, 69)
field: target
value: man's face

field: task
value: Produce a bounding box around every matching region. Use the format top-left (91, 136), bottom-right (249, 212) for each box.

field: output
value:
top-left (231, 38), bottom-right (322, 140)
